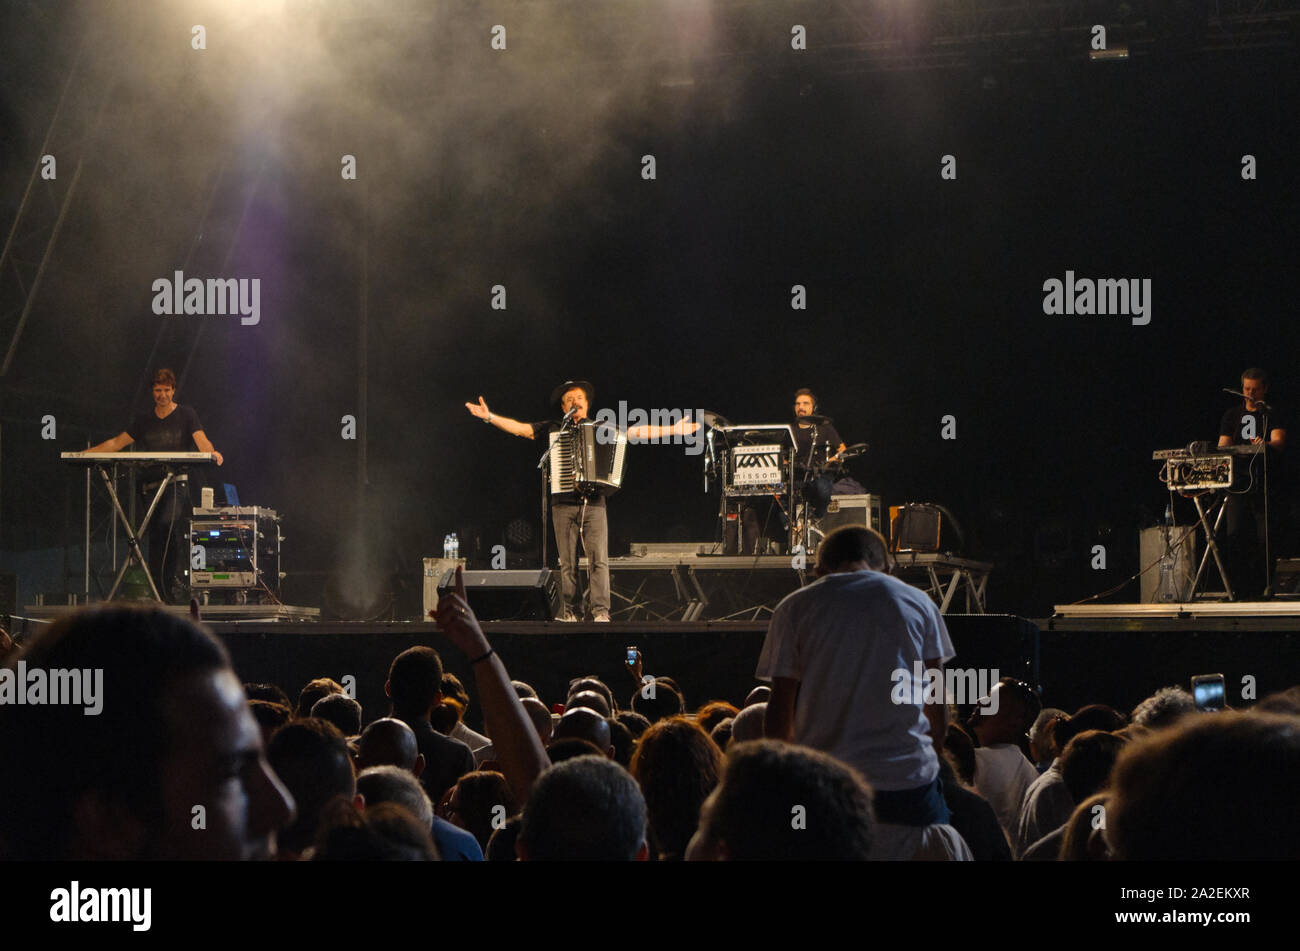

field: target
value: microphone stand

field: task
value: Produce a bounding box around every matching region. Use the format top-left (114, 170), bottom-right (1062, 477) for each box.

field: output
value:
top-left (796, 418), bottom-right (819, 555)
top-left (536, 442), bottom-right (551, 570)
top-left (1262, 404), bottom-right (1272, 598)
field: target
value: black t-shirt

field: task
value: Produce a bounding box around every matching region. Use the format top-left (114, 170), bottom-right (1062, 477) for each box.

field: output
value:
top-left (793, 420), bottom-right (842, 468)
top-left (127, 405), bottom-right (203, 452)
top-left (1219, 402), bottom-right (1287, 446)
top-left (126, 405), bottom-right (203, 485)
top-left (1219, 401), bottom-right (1286, 491)
top-left (532, 418), bottom-right (608, 506)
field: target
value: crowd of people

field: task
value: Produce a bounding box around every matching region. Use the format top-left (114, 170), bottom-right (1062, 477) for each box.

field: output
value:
top-left (1, 526), bottom-right (1297, 862)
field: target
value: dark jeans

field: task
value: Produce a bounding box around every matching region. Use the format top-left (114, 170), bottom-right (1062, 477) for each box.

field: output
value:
top-left (143, 481), bottom-right (192, 603)
top-left (1220, 489), bottom-right (1279, 598)
top-left (552, 499), bottom-right (609, 617)
top-left (872, 776), bottom-right (951, 827)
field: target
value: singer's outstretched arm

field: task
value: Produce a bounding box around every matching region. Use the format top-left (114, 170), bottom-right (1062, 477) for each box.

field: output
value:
top-left (465, 395), bottom-right (535, 438)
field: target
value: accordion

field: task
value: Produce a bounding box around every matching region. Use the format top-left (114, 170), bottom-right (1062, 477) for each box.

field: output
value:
top-left (548, 421), bottom-right (627, 498)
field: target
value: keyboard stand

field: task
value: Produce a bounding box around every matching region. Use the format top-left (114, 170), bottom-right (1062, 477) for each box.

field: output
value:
top-left (1188, 492), bottom-right (1235, 601)
top-left (94, 464), bottom-right (186, 602)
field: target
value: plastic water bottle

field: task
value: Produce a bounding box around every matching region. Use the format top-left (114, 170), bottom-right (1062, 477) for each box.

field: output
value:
top-left (443, 534), bottom-right (452, 559)
top-left (451, 533), bottom-right (459, 559)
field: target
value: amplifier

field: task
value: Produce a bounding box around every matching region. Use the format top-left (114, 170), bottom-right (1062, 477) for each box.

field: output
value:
top-left (435, 568), bottom-right (560, 621)
top-left (890, 503), bottom-right (943, 553)
top-left (423, 557), bottom-right (467, 617)
top-left (819, 494), bottom-right (883, 537)
top-left (1139, 526), bottom-right (1197, 603)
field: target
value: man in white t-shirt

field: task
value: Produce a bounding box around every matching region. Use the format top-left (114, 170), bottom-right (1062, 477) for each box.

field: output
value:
top-left (969, 679), bottom-right (1042, 837)
top-left (757, 525), bottom-right (957, 831)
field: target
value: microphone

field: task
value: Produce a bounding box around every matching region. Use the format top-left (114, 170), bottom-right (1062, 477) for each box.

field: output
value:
top-left (561, 405), bottom-right (579, 425)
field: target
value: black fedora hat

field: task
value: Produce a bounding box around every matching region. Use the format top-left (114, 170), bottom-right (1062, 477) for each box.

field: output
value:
top-left (550, 379), bottom-right (594, 406)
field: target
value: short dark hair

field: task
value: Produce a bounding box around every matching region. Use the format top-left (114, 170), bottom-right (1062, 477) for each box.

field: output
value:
top-left (153, 368), bottom-right (177, 388)
top-left (249, 699), bottom-right (292, 735)
top-left (312, 693), bottom-right (362, 736)
top-left (547, 737), bottom-right (607, 764)
top-left (616, 710), bottom-right (651, 740)
top-left (998, 677), bottom-right (1044, 732)
top-left (0, 606), bottom-right (230, 860)
top-left (1109, 712), bottom-right (1300, 859)
top-left (441, 673), bottom-right (470, 711)
top-left (245, 682), bottom-right (290, 706)
top-left (267, 719), bottom-right (356, 854)
top-left (1057, 703), bottom-right (1127, 746)
top-left (631, 679), bottom-right (685, 724)
top-left (520, 756), bottom-right (646, 860)
top-left (387, 647), bottom-right (444, 716)
top-left (356, 717), bottom-right (420, 772)
top-left (296, 677), bottom-right (344, 719)
top-left (485, 813), bottom-right (523, 862)
top-left (608, 717), bottom-right (635, 767)
top-left (699, 740), bottom-right (875, 860)
top-left (816, 525), bottom-right (891, 573)
top-left (1058, 730), bottom-right (1126, 801)
top-left (1242, 367), bottom-right (1269, 385)
top-left (794, 388), bottom-right (817, 404)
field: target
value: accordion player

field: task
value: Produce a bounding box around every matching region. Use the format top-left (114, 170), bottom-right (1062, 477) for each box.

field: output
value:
top-left (548, 420), bottom-right (628, 498)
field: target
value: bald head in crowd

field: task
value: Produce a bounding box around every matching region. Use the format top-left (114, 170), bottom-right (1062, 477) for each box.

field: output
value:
top-left (566, 690), bottom-right (612, 719)
top-left (521, 697), bottom-right (554, 745)
top-left (731, 703), bottom-right (767, 744)
top-left (552, 707), bottom-right (613, 757)
top-left (357, 718), bottom-right (426, 776)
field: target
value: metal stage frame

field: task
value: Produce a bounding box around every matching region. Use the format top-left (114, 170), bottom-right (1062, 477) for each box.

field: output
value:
top-left (891, 553), bottom-right (992, 614)
top-left (580, 551), bottom-right (992, 621)
top-left (580, 553), bottom-right (806, 622)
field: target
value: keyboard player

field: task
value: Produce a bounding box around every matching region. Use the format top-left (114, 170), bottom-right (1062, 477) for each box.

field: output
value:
top-left (86, 368), bottom-right (223, 602)
top-left (1216, 367), bottom-right (1286, 597)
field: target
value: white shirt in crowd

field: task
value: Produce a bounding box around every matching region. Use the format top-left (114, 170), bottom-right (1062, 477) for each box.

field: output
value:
top-left (756, 571), bottom-right (955, 792)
